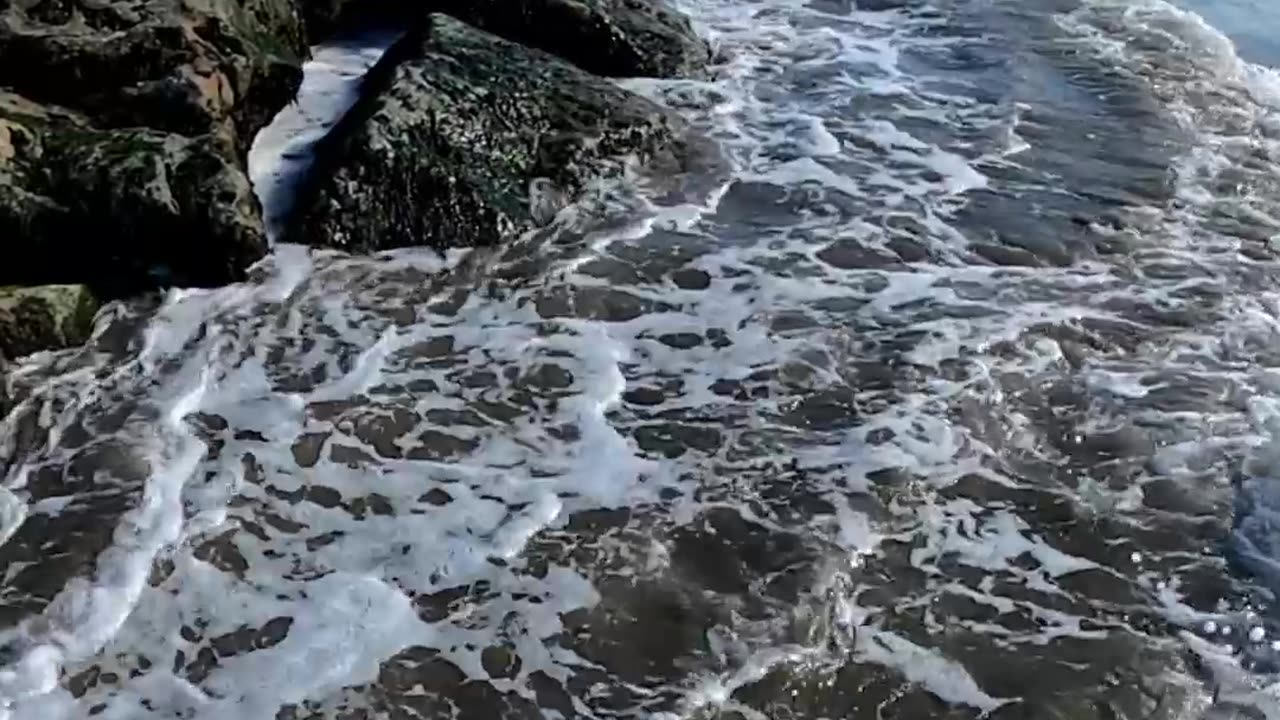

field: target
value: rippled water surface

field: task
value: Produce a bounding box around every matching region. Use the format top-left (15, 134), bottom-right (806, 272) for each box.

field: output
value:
top-left (3, 0), bottom-right (1280, 717)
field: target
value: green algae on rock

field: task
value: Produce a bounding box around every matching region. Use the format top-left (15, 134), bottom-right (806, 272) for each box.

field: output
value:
top-left (0, 0), bottom-right (307, 147)
top-left (300, 0), bottom-right (710, 79)
top-left (0, 91), bottom-right (267, 297)
top-left (0, 0), bottom-right (316, 298)
top-left (428, 0), bottom-right (711, 78)
top-left (0, 0), bottom-right (712, 306)
top-left (289, 14), bottom-right (688, 254)
top-left (0, 285), bottom-right (99, 360)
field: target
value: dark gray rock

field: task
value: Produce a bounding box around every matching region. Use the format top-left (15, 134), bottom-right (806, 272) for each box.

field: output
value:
top-left (290, 14), bottom-right (688, 253)
top-left (0, 92), bottom-right (268, 297)
top-left (302, 0), bottom-right (710, 78)
top-left (0, 0), bottom-right (306, 146)
top-left (437, 0), bottom-right (711, 78)
top-left (0, 0), bottom-right (311, 297)
top-left (0, 285), bottom-right (99, 359)
top-left (0, 0), bottom-right (710, 302)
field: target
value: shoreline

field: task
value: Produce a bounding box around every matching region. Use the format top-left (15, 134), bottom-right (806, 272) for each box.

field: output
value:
top-left (0, 0), bottom-right (713, 364)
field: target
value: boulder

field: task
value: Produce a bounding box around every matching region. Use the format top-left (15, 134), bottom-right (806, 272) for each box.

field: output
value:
top-left (0, 0), bottom-right (307, 146)
top-left (0, 0), bottom-right (711, 297)
top-left (0, 0), bottom-right (310, 296)
top-left (301, 0), bottom-right (710, 79)
top-left (288, 14), bottom-right (687, 254)
top-left (0, 92), bottom-right (267, 296)
top-left (431, 0), bottom-right (711, 78)
top-left (0, 285), bottom-right (99, 359)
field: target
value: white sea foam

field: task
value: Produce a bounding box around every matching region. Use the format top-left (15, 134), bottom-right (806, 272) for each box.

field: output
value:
top-left (5, 0), bottom-right (1280, 716)
top-left (856, 629), bottom-right (1007, 712)
top-left (1057, 0), bottom-right (1280, 710)
top-left (248, 32), bottom-right (401, 242)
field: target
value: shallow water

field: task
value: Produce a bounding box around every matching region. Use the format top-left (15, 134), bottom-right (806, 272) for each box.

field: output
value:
top-left (1179, 0), bottom-right (1280, 68)
top-left (3, 0), bottom-right (1280, 718)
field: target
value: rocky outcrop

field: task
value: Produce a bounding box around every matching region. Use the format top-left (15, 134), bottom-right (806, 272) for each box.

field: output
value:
top-left (0, 285), bottom-right (99, 360)
top-left (0, 0), bottom-right (306, 145)
top-left (0, 0), bottom-right (309, 298)
top-left (301, 0), bottom-right (710, 79)
top-left (0, 0), bottom-right (710, 354)
top-left (288, 14), bottom-right (689, 254)
top-left (0, 282), bottom-right (98, 420)
top-left (0, 91), bottom-right (271, 297)
top-left (441, 0), bottom-right (710, 78)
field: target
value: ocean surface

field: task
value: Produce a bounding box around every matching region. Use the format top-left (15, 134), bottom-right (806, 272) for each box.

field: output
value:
top-left (2, 0), bottom-right (1280, 717)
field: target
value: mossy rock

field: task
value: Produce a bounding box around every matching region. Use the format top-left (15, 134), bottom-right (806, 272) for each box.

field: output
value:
top-left (0, 0), bottom-right (311, 297)
top-left (0, 285), bottom-right (99, 359)
top-left (289, 14), bottom-right (688, 253)
top-left (0, 92), bottom-right (268, 296)
top-left (0, 0), bottom-right (307, 145)
top-left (436, 0), bottom-right (712, 78)
top-left (302, 0), bottom-right (709, 79)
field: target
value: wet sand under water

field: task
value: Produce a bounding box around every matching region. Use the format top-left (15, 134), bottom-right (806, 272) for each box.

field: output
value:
top-left (3, 0), bottom-right (1280, 718)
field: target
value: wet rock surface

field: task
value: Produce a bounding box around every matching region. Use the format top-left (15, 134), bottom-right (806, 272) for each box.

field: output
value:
top-left (0, 284), bottom-right (98, 359)
top-left (0, 91), bottom-right (270, 296)
top-left (289, 14), bottom-right (688, 253)
top-left (0, 0), bottom-right (308, 299)
top-left (0, 0), bottom-right (306, 140)
top-left (434, 0), bottom-right (711, 78)
top-left (303, 0), bottom-right (710, 78)
top-left (0, 0), bottom-right (709, 353)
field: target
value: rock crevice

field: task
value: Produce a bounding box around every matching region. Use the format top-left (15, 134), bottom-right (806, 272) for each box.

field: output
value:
top-left (287, 13), bottom-right (690, 253)
top-left (0, 0), bottom-right (710, 358)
